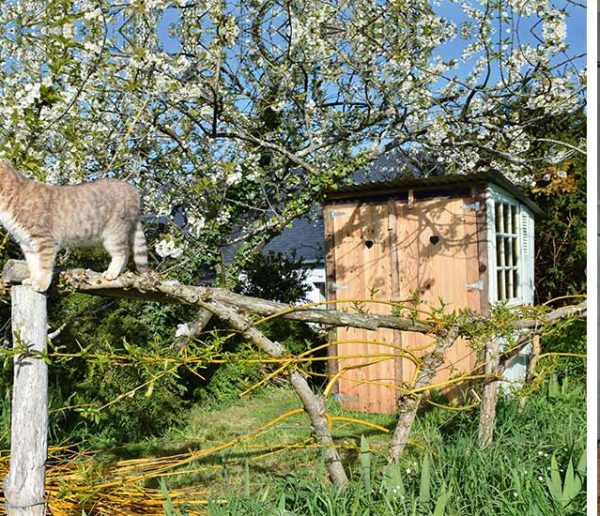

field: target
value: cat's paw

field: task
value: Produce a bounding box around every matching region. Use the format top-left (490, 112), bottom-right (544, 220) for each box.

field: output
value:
top-left (101, 270), bottom-right (120, 281)
top-left (22, 276), bottom-right (51, 292)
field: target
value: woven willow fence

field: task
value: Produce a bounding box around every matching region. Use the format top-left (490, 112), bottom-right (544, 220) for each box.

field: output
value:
top-left (0, 260), bottom-right (585, 514)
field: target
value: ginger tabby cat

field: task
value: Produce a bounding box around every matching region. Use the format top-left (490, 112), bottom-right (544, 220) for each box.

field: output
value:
top-left (0, 161), bottom-right (148, 292)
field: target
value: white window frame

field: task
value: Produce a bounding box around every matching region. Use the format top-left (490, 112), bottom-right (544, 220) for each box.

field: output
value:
top-left (486, 186), bottom-right (535, 306)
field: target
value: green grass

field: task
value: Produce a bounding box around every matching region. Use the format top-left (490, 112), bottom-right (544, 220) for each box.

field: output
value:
top-left (129, 376), bottom-right (585, 515)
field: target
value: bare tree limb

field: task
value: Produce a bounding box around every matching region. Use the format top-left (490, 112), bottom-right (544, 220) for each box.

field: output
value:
top-left (1, 261), bottom-right (434, 334)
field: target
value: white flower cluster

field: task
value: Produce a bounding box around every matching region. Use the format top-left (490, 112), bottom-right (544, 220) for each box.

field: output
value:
top-left (542, 9), bottom-right (567, 48)
top-left (175, 323), bottom-right (191, 337)
top-left (187, 213), bottom-right (206, 237)
top-left (226, 165), bottom-right (243, 186)
top-left (527, 77), bottom-right (579, 115)
top-left (155, 239), bottom-right (184, 259)
top-left (0, 0), bottom-right (583, 242)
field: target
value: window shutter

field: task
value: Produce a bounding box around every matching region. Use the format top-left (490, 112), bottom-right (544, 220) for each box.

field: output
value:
top-left (521, 212), bottom-right (530, 256)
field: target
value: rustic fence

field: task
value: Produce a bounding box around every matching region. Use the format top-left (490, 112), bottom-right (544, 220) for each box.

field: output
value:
top-left (0, 260), bottom-right (586, 514)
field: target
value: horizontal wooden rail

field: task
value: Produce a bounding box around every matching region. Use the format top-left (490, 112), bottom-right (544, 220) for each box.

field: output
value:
top-left (2, 260), bottom-right (585, 337)
top-left (2, 260), bottom-right (433, 333)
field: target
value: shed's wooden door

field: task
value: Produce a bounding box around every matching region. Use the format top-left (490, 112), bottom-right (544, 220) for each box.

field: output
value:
top-left (326, 195), bottom-right (482, 413)
top-left (327, 201), bottom-right (401, 413)
top-left (393, 197), bottom-right (481, 395)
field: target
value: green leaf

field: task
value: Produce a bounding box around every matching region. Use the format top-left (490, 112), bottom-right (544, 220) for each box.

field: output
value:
top-left (144, 381), bottom-right (154, 398)
top-left (418, 455), bottom-right (431, 504)
top-left (433, 486), bottom-right (451, 516)
top-left (360, 434), bottom-right (371, 493)
top-left (562, 458), bottom-right (581, 502)
top-left (159, 478), bottom-right (177, 516)
top-left (382, 462), bottom-right (405, 501)
top-left (550, 455), bottom-right (562, 492)
top-left (576, 449), bottom-right (586, 477)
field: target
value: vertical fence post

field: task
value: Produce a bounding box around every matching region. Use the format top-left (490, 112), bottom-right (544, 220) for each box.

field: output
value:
top-left (3, 286), bottom-right (48, 515)
top-left (477, 338), bottom-right (501, 449)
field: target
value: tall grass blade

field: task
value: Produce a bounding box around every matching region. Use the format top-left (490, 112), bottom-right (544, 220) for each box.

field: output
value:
top-left (243, 459), bottom-right (250, 498)
top-left (360, 434), bottom-right (371, 493)
top-left (576, 449), bottom-right (586, 477)
top-left (418, 455), bottom-right (431, 504)
top-left (562, 458), bottom-right (581, 503)
top-left (433, 486), bottom-right (451, 516)
top-left (159, 478), bottom-right (177, 516)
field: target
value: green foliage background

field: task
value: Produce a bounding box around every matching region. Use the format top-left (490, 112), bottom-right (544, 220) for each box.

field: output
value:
top-left (527, 110), bottom-right (587, 303)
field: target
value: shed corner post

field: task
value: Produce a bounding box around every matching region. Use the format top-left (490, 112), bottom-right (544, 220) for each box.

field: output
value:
top-left (4, 285), bottom-right (49, 516)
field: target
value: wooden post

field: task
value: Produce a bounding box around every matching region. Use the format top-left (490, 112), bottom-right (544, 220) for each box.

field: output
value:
top-left (388, 328), bottom-right (459, 462)
top-left (477, 338), bottom-right (501, 449)
top-left (526, 334), bottom-right (541, 382)
top-left (3, 286), bottom-right (48, 515)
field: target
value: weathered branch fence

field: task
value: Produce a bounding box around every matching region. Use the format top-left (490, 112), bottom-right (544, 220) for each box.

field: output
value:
top-left (0, 260), bottom-right (586, 514)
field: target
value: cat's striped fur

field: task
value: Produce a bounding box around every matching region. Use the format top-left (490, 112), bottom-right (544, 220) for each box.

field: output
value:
top-left (0, 161), bottom-right (148, 292)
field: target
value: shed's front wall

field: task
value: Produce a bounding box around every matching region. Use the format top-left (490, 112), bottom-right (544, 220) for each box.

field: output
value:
top-left (325, 193), bottom-right (483, 413)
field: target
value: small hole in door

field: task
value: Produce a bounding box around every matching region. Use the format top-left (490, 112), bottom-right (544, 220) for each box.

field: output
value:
top-left (429, 235), bottom-right (440, 245)
top-left (365, 240), bottom-right (374, 249)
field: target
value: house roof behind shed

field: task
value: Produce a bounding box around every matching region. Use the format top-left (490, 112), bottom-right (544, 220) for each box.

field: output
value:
top-left (326, 169), bottom-right (542, 215)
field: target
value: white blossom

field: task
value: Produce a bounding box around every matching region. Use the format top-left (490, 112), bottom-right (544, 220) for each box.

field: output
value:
top-left (155, 239), bottom-right (184, 259)
top-left (175, 323), bottom-right (191, 337)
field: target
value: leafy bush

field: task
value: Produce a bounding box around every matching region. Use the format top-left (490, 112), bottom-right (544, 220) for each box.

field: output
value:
top-left (235, 250), bottom-right (310, 304)
top-left (527, 110), bottom-right (586, 303)
top-left (192, 249), bottom-right (325, 404)
top-left (539, 318), bottom-right (586, 379)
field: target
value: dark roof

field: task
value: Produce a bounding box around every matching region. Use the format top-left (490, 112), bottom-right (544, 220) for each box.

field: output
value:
top-left (326, 169), bottom-right (542, 215)
top-left (220, 215), bottom-right (325, 266)
top-left (263, 216), bottom-right (325, 264)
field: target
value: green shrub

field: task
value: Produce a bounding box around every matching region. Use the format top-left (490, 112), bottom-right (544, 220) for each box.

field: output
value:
top-left (235, 250), bottom-right (310, 304)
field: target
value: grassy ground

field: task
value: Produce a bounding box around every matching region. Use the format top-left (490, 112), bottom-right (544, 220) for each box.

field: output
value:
top-left (118, 375), bottom-right (586, 515)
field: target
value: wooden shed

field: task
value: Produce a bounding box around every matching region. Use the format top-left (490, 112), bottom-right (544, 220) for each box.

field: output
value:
top-left (323, 171), bottom-right (541, 414)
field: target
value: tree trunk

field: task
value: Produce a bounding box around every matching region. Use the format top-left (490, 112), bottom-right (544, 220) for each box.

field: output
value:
top-left (171, 308), bottom-right (213, 351)
top-left (4, 286), bottom-right (48, 516)
top-left (477, 339), bottom-right (502, 449)
top-left (200, 300), bottom-right (349, 487)
top-left (289, 371), bottom-right (348, 487)
top-left (388, 328), bottom-right (458, 462)
top-left (526, 334), bottom-right (541, 382)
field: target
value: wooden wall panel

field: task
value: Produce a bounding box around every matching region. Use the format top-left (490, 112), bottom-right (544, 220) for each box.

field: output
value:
top-left (325, 193), bottom-right (483, 413)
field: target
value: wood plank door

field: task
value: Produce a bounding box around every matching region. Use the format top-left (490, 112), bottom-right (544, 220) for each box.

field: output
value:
top-left (393, 195), bottom-right (482, 397)
top-left (326, 201), bottom-right (399, 413)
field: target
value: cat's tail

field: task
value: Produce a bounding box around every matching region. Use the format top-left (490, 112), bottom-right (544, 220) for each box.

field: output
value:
top-left (133, 220), bottom-right (149, 273)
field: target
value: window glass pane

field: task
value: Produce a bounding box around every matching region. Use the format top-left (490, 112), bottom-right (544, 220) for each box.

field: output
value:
top-left (495, 203), bottom-right (502, 233)
top-left (493, 200), bottom-right (522, 302)
top-left (497, 271), bottom-right (504, 301)
top-left (496, 236), bottom-right (503, 267)
top-left (512, 237), bottom-right (519, 265)
top-left (503, 203), bottom-right (509, 234)
top-left (504, 239), bottom-right (511, 267)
